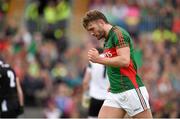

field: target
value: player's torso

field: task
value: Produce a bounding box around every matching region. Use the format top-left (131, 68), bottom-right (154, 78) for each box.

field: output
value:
top-left (0, 66), bottom-right (19, 112)
top-left (0, 66), bottom-right (18, 100)
top-left (103, 26), bottom-right (144, 93)
top-left (89, 63), bottom-right (109, 99)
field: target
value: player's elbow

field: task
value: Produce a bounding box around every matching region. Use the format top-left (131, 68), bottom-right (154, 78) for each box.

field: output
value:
top-left (124, 61), bottom-right (130, 67)
top-left (123, 57), bottom-right (130, 67)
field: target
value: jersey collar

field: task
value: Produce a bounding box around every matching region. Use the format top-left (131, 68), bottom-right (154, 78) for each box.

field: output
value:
top-left (105, 26), bottom-right (116, 42)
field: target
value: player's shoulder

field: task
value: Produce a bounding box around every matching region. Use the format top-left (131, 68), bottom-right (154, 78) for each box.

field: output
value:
top-left (114, 26), bottom-right (131, 37)
top-left (1, 63), bottom-right (15, 73)
top-left (2, 64), bottom-right (11, 70)
top-left (0, 64), bottom-right (7, 73)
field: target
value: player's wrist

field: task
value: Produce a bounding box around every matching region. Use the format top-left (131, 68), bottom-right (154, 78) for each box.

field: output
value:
top-left (97, 56), bottom-right (106, 64)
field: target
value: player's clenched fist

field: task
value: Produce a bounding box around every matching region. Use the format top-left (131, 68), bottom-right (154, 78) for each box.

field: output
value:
top-left (88, 48), bottom-right (100, 63)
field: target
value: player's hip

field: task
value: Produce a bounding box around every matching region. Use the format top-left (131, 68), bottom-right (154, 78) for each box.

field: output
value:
top-left (103, 86), bottom-right (150, 116)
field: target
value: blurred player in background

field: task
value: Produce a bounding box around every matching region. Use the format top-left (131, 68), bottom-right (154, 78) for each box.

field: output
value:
top-left (82, 47), bottom-right (109, 118)
top-left (0, 61), bottom-right (24, 118)
top-left (82, 10), bottom-right (152, 118)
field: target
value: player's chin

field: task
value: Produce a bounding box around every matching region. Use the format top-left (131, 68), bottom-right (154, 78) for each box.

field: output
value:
top-left (95, 35), bottom-right (100, 40)
top-left (97, 37), bottom-right (102, 40)
top-left (97, 35), bottom-right (104, 40)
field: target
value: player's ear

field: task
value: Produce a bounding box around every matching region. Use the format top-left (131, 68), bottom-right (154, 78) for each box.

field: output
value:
top-left (98, 19), bottom-right (105, 25)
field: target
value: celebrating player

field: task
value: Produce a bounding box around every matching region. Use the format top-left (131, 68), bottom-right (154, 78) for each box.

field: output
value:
top-left (82, 10), bottom-right (152, 118)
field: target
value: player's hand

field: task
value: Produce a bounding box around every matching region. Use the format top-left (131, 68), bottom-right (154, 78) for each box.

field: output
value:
top-left (88, 48), bottom-right (100, 63)
top-left (16, 105), bottom-right (24, 115)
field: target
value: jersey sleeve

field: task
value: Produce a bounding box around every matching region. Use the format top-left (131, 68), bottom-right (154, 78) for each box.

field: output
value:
top-left (113, 33), bottom-right (129, 48)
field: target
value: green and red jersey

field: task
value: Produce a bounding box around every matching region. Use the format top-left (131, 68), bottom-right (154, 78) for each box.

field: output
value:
top-left (103, 26), bottom-right (144, 93)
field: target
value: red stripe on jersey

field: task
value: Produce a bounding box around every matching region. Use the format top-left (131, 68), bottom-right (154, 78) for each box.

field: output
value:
top-left (103, 48), bottom-right (117, 57)
top-left (120, 60), bottom-right (138, 88)
top-left (104, 47), bottom-right (139, 88)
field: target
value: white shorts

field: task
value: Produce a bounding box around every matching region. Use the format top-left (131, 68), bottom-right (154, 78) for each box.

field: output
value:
top-left (103, 86), bottom-right (150, 116)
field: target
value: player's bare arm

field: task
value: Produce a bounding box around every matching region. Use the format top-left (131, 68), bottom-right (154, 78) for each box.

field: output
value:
top-left (88, 47), bottom-right (130, 67)
top-left (16, 77), bottom-right (24, 107)
top-left (82, 69), bottom-right (91, 92)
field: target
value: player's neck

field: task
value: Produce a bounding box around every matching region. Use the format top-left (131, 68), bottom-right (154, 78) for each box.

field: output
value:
top-left (104, 24), bottom-right (113, 38)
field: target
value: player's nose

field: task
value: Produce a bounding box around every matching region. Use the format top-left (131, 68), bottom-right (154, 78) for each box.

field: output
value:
top-left (90, 32), bottom-right (95, 36)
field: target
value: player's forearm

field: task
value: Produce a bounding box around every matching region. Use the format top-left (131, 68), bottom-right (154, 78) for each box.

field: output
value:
top-left (97, 55), bottom-right (130, 67)
top-left (16, 78), bottom-right (24, 106)
top-left (18, 87), bottom-right (24, 106)
top-left (82, 78), bottom-right (89, 91)
top-left (83, 82), bottom-right (89, 92)
top-left (82, 71), bottom-right (91, 92)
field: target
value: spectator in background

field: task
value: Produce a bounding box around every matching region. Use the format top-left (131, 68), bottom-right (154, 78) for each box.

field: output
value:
top-left (43, 98), bottom-right (62, 119)
top-left (54, 81), bottom-right (75, 118)
top-left (25, 0), bottom-right (40, 33)
top-left (0, 0), bottom-right (9, 31)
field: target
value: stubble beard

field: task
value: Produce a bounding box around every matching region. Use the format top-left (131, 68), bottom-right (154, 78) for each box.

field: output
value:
top-left (97, 30), bottom-right (105, 40)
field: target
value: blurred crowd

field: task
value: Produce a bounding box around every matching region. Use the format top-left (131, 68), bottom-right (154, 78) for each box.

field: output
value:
top-left (0, 0), bottom-right (85, 118)
top-left (0, 0), bottom-right (180, 118)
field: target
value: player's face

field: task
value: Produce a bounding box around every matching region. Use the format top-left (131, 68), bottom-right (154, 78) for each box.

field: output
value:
top-left (87, 21), bottom-right (105, 40)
